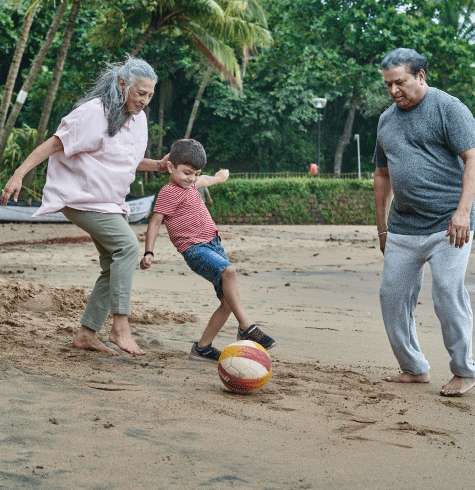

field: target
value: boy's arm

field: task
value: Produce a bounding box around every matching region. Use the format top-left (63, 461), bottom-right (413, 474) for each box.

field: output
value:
top-left (140, 212), bottom-right (164, 270)
top-left (196, 169), bottom-right (229, 189)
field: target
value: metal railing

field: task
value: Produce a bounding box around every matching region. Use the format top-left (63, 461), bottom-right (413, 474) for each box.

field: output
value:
top-left (230, 171), bottom-right (374, 180)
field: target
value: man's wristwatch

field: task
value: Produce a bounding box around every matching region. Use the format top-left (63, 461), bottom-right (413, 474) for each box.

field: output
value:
top-left (144, 251), bottom-right (154, 257)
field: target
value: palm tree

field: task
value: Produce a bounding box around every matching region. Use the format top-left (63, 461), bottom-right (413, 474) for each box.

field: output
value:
top-left (19, 0), bottom-right (81, 194)
top-left (128, 0), bottom-right (271, 88)
top-left (183, 0), bottom-right (272, 137)
top-left (0, 0), bottom-right (68, 161)
top-left (184, 66), bottom-right (213, 138)
top-left (0, 1), bottom-right (39, 129)
top-left (92, 0), bottom-right (271, 141)
top-left (35, 0), bottom-right (81, 145)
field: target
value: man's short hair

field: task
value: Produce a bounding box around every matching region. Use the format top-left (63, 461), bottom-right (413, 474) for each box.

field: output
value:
top-left (381, 48), bottom-right (428, 76)
top-left (169, 139), bottom-right (207, 170)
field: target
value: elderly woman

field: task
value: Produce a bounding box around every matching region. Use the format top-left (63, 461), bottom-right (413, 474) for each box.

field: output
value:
top-left (0, 57), bottom-right (166, 356)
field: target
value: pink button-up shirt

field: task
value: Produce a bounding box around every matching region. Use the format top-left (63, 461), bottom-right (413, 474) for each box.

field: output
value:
top-left (34, 98), bottom-right (148, 216)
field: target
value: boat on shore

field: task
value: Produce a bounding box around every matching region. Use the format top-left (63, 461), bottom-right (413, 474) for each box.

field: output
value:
top-left (0, 195), bottom-right (156, 224)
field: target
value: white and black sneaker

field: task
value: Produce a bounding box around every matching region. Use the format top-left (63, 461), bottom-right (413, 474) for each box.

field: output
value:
top-left (237, 324), bottom-right (276, 350)
top-left (189, 342), bottom-right (221, 362)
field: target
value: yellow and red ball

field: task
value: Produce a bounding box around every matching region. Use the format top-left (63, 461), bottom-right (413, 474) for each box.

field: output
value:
top-left (218, 340), bottom-right (272, 394)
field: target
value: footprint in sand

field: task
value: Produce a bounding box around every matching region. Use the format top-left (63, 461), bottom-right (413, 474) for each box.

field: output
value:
top-left (439, 399), bottom-right (472, 414)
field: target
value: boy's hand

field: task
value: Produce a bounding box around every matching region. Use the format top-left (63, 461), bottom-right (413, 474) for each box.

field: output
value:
top-left (214, 169), bottom-right (229, 183)
top-left (140, 254), bottom-right (154, 270)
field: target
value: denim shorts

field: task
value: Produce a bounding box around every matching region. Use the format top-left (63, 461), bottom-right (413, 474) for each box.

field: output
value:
top-left (182, 236), bottom-right (231, 298)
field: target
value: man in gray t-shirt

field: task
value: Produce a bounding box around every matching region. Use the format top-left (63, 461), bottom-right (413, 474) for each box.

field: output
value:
top-left (373, 48), bottom-right (475, 396)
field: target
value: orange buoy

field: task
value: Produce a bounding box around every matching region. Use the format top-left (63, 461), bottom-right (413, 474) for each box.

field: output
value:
top-left (309, 163), bottom-right (319, 176)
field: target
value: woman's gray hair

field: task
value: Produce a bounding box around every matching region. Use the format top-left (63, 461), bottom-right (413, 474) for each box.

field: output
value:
top-left (381, 48), bottom-right (428, 76)
top-left (76, 57), bottom-right (157, 137)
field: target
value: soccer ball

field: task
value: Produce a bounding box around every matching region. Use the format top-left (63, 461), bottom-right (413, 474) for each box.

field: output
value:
top-left (218, 340), bottom-right (272, 394)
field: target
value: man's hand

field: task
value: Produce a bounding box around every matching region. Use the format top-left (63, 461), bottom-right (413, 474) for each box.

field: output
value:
top-left (1, 172), bottom-right (23, 205)
top-left (447, 209), bottom-right (471, 248)
top-left (140, 254), bottom-right (154, 270)
top-left (214, 169), bottom-right (229, 183)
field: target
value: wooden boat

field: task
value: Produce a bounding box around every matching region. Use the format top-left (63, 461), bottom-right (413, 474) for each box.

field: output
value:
top-left (0, 195), bottom-right (156, 224)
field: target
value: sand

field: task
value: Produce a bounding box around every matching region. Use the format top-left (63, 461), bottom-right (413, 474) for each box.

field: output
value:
top-left (1, 223), bottom-right (475, 489)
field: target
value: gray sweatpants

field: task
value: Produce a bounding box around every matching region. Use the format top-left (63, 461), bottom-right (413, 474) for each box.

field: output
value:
top-left (62, 207), bottom-right (139, 331)
top-left (380, 230), bottom-right (475, 378)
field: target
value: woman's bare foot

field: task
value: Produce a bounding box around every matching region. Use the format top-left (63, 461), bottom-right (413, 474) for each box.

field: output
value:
top-left (72, 326), bottom-right (118, 355)
top-left (440, 376), bottom-right (475, 397)
top-left (109, 314), bottom-right (144, 356)
top-left (384, 372), bottom-right (430, 383)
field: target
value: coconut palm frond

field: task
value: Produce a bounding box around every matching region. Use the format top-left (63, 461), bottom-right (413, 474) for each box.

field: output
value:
top-left (184, 24), bottom-right (242, 89)
top-left (173, 0), bottom-right (226, 21)
top-left (211, 15), bottom-right (272, 48)
top-left (221, 0), bottom-right (269, 28)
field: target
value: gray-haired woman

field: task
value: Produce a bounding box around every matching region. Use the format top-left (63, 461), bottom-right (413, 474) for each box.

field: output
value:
top-left (1, 57), bottom-right (167, 355)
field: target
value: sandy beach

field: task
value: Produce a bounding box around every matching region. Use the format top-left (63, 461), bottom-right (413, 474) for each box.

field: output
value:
top-left (1, 223), bottom-right (475, 489)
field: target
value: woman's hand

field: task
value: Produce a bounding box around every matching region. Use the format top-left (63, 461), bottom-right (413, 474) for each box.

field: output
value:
top-left (1, 135), bottom-right (63, 205)
top-left (1, 172), bottom-right (23, 205)
top-left (157, 153), bottom-right (170, 172)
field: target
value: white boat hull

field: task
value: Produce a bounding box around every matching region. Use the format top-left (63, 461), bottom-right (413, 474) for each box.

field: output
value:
top-left (0, 195), bottom-right (155, 224)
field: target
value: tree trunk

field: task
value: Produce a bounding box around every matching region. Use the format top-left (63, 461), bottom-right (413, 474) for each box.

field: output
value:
top-left (0, 4), bottom-right (37, 129)
top-left (130, 25), bottom-right (156, 57)
top-left (333, 99), bottom-right (358, 175)
top-left (158, 81), bottom-right (167, 156)
top-left (0, 0), bottom-right (68, 162)
top-left (36, 0), bottom-right (80, 145)
top-left (129, 9), bottom-right (179, 56)
top-left (22, 0), bottom-right (81, 194)
top-left (184, 67), bottom-right (212, 138)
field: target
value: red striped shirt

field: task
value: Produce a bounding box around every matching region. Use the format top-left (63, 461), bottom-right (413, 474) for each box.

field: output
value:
top-left (154, 183), bottom-right (218, 253)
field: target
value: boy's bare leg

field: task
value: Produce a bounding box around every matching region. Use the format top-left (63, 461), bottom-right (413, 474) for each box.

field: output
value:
top-left (221, 266), bottom-right (252, 331)
top-left (198, 300), bottom-right (232, 347)
top-left (73, 326), bottom-right (118, 355)
top-left (109, 314), bottom-right (145, 356)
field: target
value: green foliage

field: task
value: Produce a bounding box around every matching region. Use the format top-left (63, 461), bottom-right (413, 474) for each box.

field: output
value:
top-left (0, 0), bottom-right (473, 179)
top-left (2, 125), bottom-right (37, 171)
top-left (198, 0), bottom-right (475, 171)
top-left (88, 0), bottom-right (272, 89)
top-left (144, 177), bottom-right (376, 224)
top-left (0, 126), bottom-right (46, 197)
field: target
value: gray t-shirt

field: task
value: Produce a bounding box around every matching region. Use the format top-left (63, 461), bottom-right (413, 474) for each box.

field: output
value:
top-left (373, 87), bottom-right (475, 235)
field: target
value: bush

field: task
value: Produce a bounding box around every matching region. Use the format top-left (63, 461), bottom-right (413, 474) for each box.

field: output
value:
top-left (144, 177), bottom-right (376, 225)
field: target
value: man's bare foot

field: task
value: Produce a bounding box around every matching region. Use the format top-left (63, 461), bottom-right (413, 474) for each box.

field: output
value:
top-left (72, 326), bottom-right (118, 355)
top-left (440, 376), bottom-right (475, 397)
top-left (109, 315), bottom-right (144, 356)
top-left (384, 372), bottom-right (430, 383)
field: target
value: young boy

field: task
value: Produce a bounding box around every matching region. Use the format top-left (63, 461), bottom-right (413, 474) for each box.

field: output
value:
top-left (140, 139), bottom-right (276, 362)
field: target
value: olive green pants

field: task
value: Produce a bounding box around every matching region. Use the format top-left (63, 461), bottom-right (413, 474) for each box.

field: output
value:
top-left (62, 207), bottom-right (139, 331)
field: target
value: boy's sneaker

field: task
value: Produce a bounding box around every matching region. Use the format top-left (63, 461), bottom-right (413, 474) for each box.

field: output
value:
top-left (237, 324), bottom-right (276, 350)
top-left (189, 342), bottom-right (221, 362)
